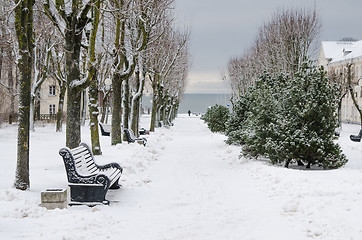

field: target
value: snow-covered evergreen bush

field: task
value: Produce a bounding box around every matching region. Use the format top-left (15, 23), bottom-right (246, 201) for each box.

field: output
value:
top-left (225, 89), bottom-right (255, 145)
top-left (201, 104), bottom-right (230, 133)
top-left (238, 62), bottom-right (347, 169)
top-left (240, 73), bottom-right (286, 159)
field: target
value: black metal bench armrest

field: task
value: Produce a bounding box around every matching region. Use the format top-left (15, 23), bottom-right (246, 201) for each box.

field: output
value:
top-left (98, 162), bottom-right (123, 173)
top-left (95, 174), bottom-right (111, 189)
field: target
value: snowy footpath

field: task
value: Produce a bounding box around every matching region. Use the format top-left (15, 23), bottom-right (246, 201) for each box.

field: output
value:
top-left (1, 115), bottom-right (362, 239)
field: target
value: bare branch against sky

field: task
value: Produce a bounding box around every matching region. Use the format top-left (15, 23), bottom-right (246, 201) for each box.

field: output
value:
top-left (175, 0), bottom-right (362, 93)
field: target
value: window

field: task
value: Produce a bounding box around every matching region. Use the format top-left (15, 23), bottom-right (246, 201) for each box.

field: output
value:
top-left (49, 85), bottom-right (56, 96)
top-left (49, 104), bottom-right (56, 115)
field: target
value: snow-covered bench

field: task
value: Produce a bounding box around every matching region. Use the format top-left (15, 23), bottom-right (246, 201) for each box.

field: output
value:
top-left (139, 127), bottom-right (150, 135)
top-left (350, 129), bottom-right (362, 142)
top-left (99, 122), bottom-right (111, 136)
top-left (59, 143), bottom-right (122, 206)
top-left (167, 120), bottom-right (174, 127)
top-left (124, 129), bottom-right (147, 146)
top-left (158, 120), bottom-right (171, 129)
top-left (100, 122), bottom-right (149, 137)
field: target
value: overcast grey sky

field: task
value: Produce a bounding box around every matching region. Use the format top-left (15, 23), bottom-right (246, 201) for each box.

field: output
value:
top-left (175, 0), bottom-right (362, 93)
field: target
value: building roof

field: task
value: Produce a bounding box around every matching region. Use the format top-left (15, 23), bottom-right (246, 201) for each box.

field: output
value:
top-left (321, 41), bottom-right (356, 60)
top-left (330, 40), bottom-right (362, 65)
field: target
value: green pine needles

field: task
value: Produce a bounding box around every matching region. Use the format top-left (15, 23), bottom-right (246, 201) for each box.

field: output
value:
top-left (226, 62), bottom-right (347, 169)
top-left (201, 104), bottom-right (230, 133)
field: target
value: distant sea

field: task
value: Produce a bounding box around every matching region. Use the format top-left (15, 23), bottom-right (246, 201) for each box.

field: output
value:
top-left (142, 93), bottom-right (232, 114)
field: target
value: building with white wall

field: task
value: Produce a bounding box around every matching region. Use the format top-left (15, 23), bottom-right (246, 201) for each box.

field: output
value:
top-left (318, 40), bottom-right (362, 124)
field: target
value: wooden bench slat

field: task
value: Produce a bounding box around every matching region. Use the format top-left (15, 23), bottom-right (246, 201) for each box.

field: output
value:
top-left (110, 170), bottom-right (121, 181)
top-left (73, 154), bottom-right (92, 163)
top-left (88, 166), bottom-right (99, 174)
top-left (71, 146), bottom-right (88, 155)
top-left (110, 172), bottom-right (122, 186)
top-left (108, 169), bottom-right (119, 179)
top-left (103, 169), bottom-right (122, 186)
top-left (73, 155), bottom-right (92, 164)
top-left (86, 162), bottom-right (97, 170)
top-left (85, 157), bottom-right (95, 165)
top-left (71, 145), bottom-right (85, 151)
top-left (75, 156), bottom-right (98, 175)
top-left (101, 168), bottom-right (120, 180)
top-left (73, 152), bottom-right (91, 160)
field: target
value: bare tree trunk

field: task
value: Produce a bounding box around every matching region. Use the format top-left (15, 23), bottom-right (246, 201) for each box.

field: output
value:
top-left (65, 31), bottom-right (83, 148)
top-left (130, 98), bottom-right (140, 136)
top-left (81, 90), bottom-right (87, 126)
top-left (337, 92), bottom-right (347, 127)
top-left (66, 88), bottom-right (82, 148)
top-left (123, 77), bottom-right (130, 130)
top-left (0, 47), bottom-right (2, 79)
top-left (347, 64), bottom-right (362, 126)
top-left (110, 13), bottom-right (124, 145)
top-left (29, 95), bottom-right (35, 131)
top-left (87, 0), bottom-right (102, 155)
top-left (56, 81), bottom-right (66, 132)
top-left (14, 0), bottom-right (34, 190)
top-left (64, 22), bottom-right (86, 148)
top-left (35, 94), bottom-right (40, 121)
top-left (100, 92), bottom-right (109, 123)
top-left (150, 83), bottom-right (158, 132)
top-left (8, 49), bottom-right (15, 124)
top-left (105, 98), bottom-right (110, 124)
top-left (130, 68), bottom-right (145, 137)
top-left (150, 99), bottom-right (157, 131)
top-left (88, 71), bottom-right (101, 154)
top-left (111, 75), bottom-right (123, 145)
top-left (149, 75), bottom-right (161, 132)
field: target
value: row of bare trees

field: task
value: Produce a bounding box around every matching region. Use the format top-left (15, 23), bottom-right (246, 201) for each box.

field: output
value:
top-left (226, 6), bottom-right (321, 100)
top-left (1, 0), bottom-right (190, 190)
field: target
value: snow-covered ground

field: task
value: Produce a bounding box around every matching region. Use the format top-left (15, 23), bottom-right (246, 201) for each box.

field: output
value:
top-left (0, 115), bottom-right (362, 240)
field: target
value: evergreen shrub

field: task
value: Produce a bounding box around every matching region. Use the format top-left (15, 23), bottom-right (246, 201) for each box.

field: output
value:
top-left (201, 104), bottom-right (230, 133)
top-left (225, 89), bottom-right (255, 145)
top-left (227, 62), bottom-right (347, 169)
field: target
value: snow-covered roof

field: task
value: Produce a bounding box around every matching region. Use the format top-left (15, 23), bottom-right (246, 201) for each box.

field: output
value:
top-left (321, 41), bottom-right (356, 60)
top-left (329, 40), bottom-right (362, 64)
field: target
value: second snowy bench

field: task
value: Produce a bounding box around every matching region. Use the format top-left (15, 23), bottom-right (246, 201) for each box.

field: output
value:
top-left (350, 129), bottom-right (362, 142)
top-left (99, 123), bottom-right (111, 136)
top-left (124, 129), bottom-right (147, 146)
